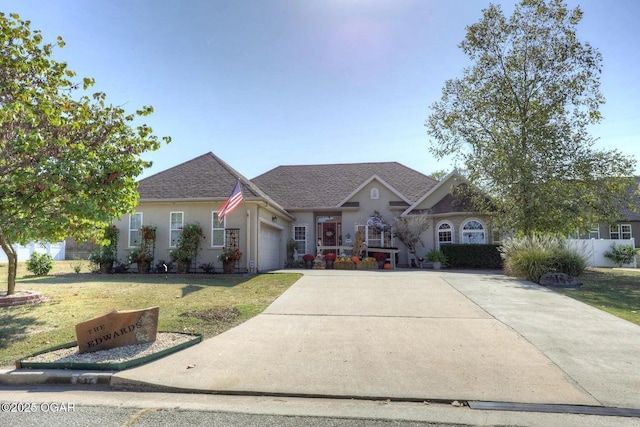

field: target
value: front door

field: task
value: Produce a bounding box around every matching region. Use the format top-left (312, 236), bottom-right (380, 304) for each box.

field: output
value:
top-left (322, 222), bottom-right (337, 247)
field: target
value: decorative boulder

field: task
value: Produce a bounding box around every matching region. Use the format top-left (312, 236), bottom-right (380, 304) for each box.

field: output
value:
top-left (539, 272), bottom-right (581, 289)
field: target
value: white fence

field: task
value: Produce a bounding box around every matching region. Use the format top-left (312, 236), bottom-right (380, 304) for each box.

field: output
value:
top-left (0, 241), bottom-right (66, 263)
top-left (566, 238), bottom-right (637, 268)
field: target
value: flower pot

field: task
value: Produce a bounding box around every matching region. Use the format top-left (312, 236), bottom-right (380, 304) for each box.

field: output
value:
top-left (325, 260), bottom-right (334, 269)
top-left (223, 262), bottom-right (234, 274)
top-left (377, 260), bottom-right (385, 269)
top-left (177, 261), bottom-right (191, 274)
top-left (303, 259), bottom-right (314, 269)
top-left (137, 261), bottom-right (151, 274)
top-left (99, 261), bottom-right (113, 274)
top-left (432, 262), bottom-right (441, 270)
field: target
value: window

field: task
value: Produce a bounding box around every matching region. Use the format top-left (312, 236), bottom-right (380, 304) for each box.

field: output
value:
top-left (610, 224), bottom-right (632, 240)
top-left (588, 225), bottom-right (600, 240)
top-left (293, 225), bottom-right (307, 256)
top-left (437, 222), bottom-right (453, 249)
top-left (356, 223), bottom-right (391, 247)
top-left (461, 219), bottom-right (485, 244)
top-left (129, 212), bottom-right (142, 247)
top-left (370, 188), bottom-right (379, 200)
top-left (170, 212), bottom-right (184, 247)
top-left (211, 212), bottom-right (225, 247)
top-left (366, 226), bottom-right (382, 247)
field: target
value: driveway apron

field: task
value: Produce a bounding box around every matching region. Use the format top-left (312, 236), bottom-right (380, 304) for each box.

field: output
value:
top-left (112, 270), bottom-right (625, 406)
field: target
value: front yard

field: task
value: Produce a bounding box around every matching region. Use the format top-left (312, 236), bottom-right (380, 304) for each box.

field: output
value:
top-left (562, 268), bottom-right (640, 325)
top-left (0, 261), bottom-right (300, 367)
top-left (556, 268), bottom-right (640, 326)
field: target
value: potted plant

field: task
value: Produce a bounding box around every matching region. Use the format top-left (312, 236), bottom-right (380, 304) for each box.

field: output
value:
top-left (129, 247), bottom-right (154, 273)
top-left (89, 225), bottom-right (119, 273)
top-left (373, 252), bottom-right (387, 269)
top-left (170, 223), bottom-right (205, 273)
top-left (129, 225), bottom-right (156, 273)
top-left (302, 254), bottom-right (315, 269)
top-left (324, 252), bottom-right (336, 269)
top-left (217, 229), bottom-right (242, 274)
top-left (426, 249), bottom-right (447, 270)
top-left (169, 248), bottom-right (192, 273)
top-left (218, 246), bottom-right (242, 274)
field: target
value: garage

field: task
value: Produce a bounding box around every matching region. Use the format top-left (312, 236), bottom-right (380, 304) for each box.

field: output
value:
top-left (258, 221), bottom-right (282, 272)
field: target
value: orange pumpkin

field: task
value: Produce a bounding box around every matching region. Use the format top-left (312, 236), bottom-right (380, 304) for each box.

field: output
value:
top-left (351, 256), bottom-right (360, 263)
top-left (383, 263), bottom-right (392, 270)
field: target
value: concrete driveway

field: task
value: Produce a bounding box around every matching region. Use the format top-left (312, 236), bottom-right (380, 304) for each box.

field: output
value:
top-left (112, 270), bottom-right (640, 409)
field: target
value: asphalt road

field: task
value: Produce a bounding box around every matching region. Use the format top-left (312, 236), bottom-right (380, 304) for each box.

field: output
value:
top-left (0, 386), bottom-right (635, 427)
top-left (0, 405), bottom-right (468, 427)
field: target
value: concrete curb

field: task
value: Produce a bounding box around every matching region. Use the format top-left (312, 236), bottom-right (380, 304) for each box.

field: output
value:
top-left (0, 368), bottom-right (113, 386)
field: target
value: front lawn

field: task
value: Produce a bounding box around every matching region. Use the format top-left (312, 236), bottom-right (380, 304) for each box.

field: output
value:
top-left (0, 261), bottom-right (300, 367)
top-left (557, 268), bottom-right (640, 326)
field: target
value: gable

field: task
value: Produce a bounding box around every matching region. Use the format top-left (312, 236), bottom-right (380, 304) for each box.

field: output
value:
top-left (403, 171), bottom-right (465, 215)
top-left (338, 175), bottom-right (410, 207)
top-left (252, 162), bottom-right (438, 209)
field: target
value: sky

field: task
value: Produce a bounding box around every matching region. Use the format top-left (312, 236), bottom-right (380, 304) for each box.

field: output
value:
top-left (2, 0), bottom-right (639, 179)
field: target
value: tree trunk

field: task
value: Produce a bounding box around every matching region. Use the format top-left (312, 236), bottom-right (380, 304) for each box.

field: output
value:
top-left (0, 234), bottom-right (17, 295)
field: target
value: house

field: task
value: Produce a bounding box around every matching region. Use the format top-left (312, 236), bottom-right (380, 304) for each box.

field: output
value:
top-left (112, 152), bottom-right (495, 272)
top-left (587, 177), bottom-right (640, 248)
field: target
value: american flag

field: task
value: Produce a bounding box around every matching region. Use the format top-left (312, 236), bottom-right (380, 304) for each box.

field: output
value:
top-left (218, 181), bottom-right (243, 220)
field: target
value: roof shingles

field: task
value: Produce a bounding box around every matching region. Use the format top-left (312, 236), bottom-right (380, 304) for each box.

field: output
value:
top-left (251, 162), bottom-right (438, 209)
top-left (137, 152), bottom-right (260, 200)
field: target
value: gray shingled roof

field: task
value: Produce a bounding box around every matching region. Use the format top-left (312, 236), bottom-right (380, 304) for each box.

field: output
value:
top-left (138, 152), bottom-right (263, 200)
top-left (251, 162), bottom-right (438, 209)
top-left (618, 177), bottom-right (640, 221)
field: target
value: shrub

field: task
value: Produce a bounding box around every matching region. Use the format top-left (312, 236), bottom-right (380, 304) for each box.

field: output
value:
top-left (504, 247), bottom-right (555, 283)
top-left (426, 249), bottom-right (448, 264)
top-left (604, 244), bottom-right (639, 267)
top-left (440, 244), bottom-right (501, 269)
top-left (500, 235), bottom-right (587, 282)
top-left (89, 225), bottom-right (119, 265)
top-left (553, 247), bottom-right (588, 277)
top-left (170, 223), bottom-right (205, 263)
top-left (324, 252), bottom-right (337, 261)
top-left (26, 252), bottom-right (53, 276)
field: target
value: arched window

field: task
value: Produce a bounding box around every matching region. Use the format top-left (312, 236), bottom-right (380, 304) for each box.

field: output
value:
top-left (461, 219), bottom-right (485, 244)
top-left (437, 221), bottom-right (453, 249)
top-left (370, 188), bottom-right (379, 199)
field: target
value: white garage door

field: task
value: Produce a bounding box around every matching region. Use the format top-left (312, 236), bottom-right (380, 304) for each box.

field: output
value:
top-left (258, 223), bottom-right (282, 271)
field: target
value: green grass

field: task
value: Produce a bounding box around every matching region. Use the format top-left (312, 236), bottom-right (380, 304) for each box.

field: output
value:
top-left (0, 261), bottom-right (300, 367)
top-left (557, 268), bottom-right (640, 326)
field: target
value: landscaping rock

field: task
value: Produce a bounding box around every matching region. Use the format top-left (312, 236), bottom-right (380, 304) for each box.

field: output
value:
top-left (539, 272), bottom-right (581, 288)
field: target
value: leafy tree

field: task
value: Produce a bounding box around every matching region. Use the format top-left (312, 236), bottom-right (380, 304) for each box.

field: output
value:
top-left (426, 0), bottom-right (636, 236)
top-left (0, 13), bottom-right (169, 294)
top-left (393, 215), bottom-right (430, 259)
top-left (430, 169), bottom-right (449, 181)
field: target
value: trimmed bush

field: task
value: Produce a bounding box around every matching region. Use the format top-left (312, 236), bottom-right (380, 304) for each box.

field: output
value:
top-left (440, 244), bottom-right (502, 269)
top-left (26, 252), bottom-right (53, 276)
